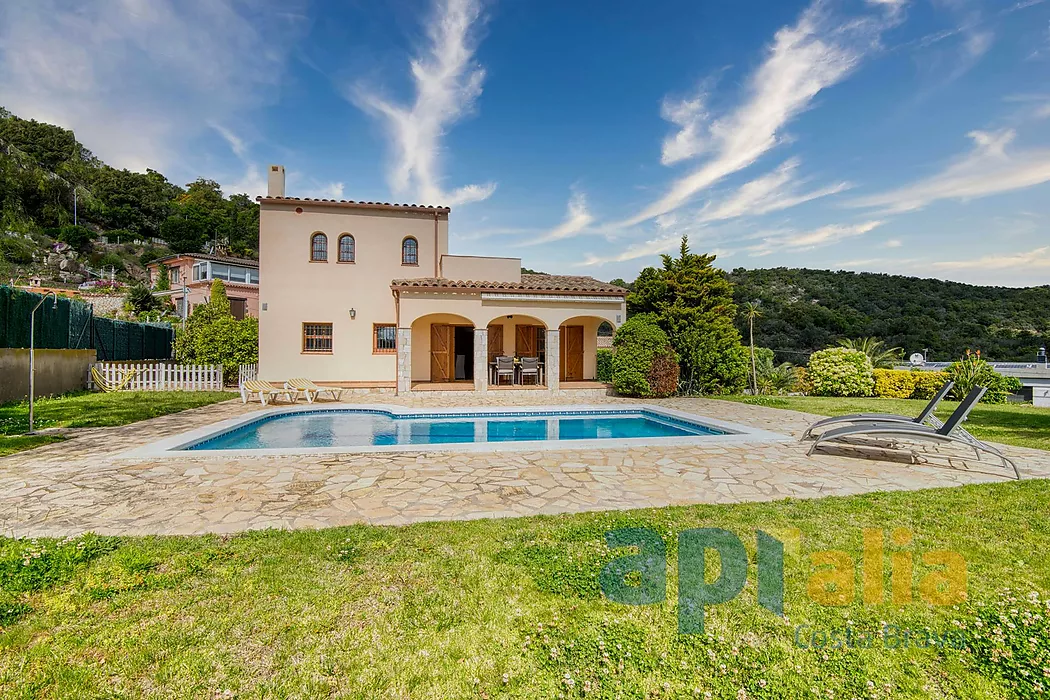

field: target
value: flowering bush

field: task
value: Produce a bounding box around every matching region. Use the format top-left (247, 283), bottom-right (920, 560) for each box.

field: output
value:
top-left (947, 350), bottom-right (1019, 404)
top-left (963, 589), bottom-right (1050, 698)
top-left (807, 347), bottom-right (874, 397)
top-left (911, 370), bottom-right (951, 400)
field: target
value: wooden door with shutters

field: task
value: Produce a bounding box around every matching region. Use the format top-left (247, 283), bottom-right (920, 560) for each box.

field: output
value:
top-left (515, 325), bottom-right (538, 357)
top-left (487, 324), bottom-right (504, 363)
top-left (430, 324), bottom-right (453, 382)
top-left (560, 325), bottom-right (584, 381)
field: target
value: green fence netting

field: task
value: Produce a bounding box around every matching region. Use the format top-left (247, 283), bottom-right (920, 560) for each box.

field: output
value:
top-left (0, 286), bottom-right (174, 360)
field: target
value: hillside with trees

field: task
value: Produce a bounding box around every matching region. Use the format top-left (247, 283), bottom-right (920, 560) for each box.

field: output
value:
top-left (726, 267), bottom-right (1050, 362)
top-left (0, 107), bottom-right (259, 289)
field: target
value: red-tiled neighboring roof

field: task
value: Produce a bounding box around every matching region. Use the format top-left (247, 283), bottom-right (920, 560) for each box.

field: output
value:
top-left (150, 253), bottom-right (259, 268)
top-left (391, 273), bottom-right (628, 295)
top-left (257, 196), bottom-right (450, 214)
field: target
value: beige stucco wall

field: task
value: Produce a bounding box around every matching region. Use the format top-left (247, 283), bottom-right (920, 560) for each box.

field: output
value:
top-left (440, 255), bottom-right (521, 283)
top-left (258, 201), bottom-right (448, 382)
top-left (0, 349), bottom-right (96, 403)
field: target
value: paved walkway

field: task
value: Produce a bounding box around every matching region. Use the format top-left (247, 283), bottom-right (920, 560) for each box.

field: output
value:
top-left (2, 394), bottom-right (1047, 537)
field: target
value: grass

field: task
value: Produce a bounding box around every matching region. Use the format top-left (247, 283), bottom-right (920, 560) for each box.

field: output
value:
top-left (2, 480), bottom-right (1050, 698)
top-left (0, 391), bottom-right (235, 457)
top-left (716, 394), bottom-right (1050, 451)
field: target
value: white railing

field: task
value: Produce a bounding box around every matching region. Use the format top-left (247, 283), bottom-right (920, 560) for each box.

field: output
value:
top-left (89, 363), bottom-right (224, 391)
top-left (238, 363), bottom-right (258, 386)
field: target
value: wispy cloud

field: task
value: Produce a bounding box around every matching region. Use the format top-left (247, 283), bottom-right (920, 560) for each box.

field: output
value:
top-left (526, 191), bottom-right (596, 245)
top-left (0, 0), bottom-right (306, 174)
top-left (351, 0), bottom-right (495, 207)
top-left (577, 234), bottom-right (682, 267)
top-left (930, 246), bottom-right (1050, 271)
top-left (695, 158), bottom-right (851, 224)
top-left (746, 220), bottom-right (884, 257)
top-left (849, 129), bottom-right (1050, 213)
top-left (620, 0), bottom-right (902, 228)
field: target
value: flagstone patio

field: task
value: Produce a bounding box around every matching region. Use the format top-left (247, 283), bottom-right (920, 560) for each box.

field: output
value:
top-left (2, 393), bottom-right (1047, 538)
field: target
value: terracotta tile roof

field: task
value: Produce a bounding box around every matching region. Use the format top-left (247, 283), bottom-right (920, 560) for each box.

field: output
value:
top-left (151, 253), bottom-right (259, 267)
top-left (391, 273), bottom-right (628, 295)
top-left (257, 196), bottom-right (450, 214)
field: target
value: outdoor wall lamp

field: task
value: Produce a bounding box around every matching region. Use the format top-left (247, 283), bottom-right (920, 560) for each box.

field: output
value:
top-left (349, 308), bottom-right (356, 319)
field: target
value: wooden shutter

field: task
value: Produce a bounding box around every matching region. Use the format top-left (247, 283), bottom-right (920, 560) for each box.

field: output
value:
top-left (487, 324), bottom-right (504, 363)
top-left (560, 325), bottom-right (584, 381)
top-left (515, 325), bottom-right (537, 357)
top-left (430, 324), bottom-right (452, 381)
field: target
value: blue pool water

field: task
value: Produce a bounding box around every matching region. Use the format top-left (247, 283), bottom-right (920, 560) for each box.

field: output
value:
top-left (186, 409), bottom-right (726, 451)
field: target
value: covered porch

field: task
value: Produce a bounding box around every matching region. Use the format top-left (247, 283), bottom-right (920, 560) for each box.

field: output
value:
top-left (393, 279), bottom-right (626, 394)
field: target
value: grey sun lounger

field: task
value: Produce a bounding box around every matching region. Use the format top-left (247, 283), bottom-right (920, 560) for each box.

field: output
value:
top-left (801, 380), bottom-right (955, 440)
top-left (807, 386), bottom-right (1020, 479)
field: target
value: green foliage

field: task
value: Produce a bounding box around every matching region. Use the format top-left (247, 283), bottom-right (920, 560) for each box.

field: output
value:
top-left (911, 371), bottom-right (951, 400)
top-left (57, 224), bottom-right (94, 251)
top-left (175, 280), bottom-right (257, 382)
top-left (595, 348), bottom-right (614, 383)
top-left (964, 590), bottom-right (1050, 698)
top-left (0, 235), bottom-right (34, 264)
top-left (872, 369), bottom-right (919, 399)
top-left (610, 314), bottom-right (675, 397)
top-left (947, 350), bottom-right (1017, 404)
top-left (153, 264), bottom-right (170, 291)
top-left (0, 534), bottom-right (117, 593)
top-left (807, 347), bottom-right (874, 397)
top-left (96, 251), bottom-right (125, 273)
top-left (838, 337), bottom-right (902, 369)
top-left (123, 282), bottom-right (160, 317)
top-left (727, 267), bottom-right (1050, 362)
top-left (0, 109), bottom-right (260, 254)
top-left (629, 237), bottom-right (748, 395)
top-left (755, 349), bottom-right (798, 395)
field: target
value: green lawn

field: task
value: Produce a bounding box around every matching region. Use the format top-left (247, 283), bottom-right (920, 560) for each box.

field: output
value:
top-left (0, 391), bottom-right (235, 457)
top-left (2, 481), bottom-right (1049, 698)
top-left (716, 395), bottom-right (1050, 451)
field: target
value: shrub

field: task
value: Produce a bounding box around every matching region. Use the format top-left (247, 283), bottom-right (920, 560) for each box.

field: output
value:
top-left (611, 314), bottom-right (676, 397)
top-left (757, 362), bottom-right (798, 395)
top-left (0, 236), bottom-right (34, 264)
top-left (175, 280), bottom-right (258, 383)
top-left (647, 352), bottom-right (680, 397)
top-left (947, 350), bottom-right (1017, 404)
top-left (56, 224), bottom-right (94, 251)
top-left (595, 348), bottom-right (614, 383)
top-left (911, 370), bottom-right (951, 400)
top-left (793, 367), bottom-right (813, 395)
top-left (963, 589), bottom-right (1050, 699)
top-left (807, 347), bottom-right (874, 397)
top-left (872, 369), bottom-right (918, 399)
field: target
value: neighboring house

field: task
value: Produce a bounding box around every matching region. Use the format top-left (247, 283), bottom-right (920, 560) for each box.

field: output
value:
top-left (148, 253), bottom-right (260, 320)
top-left (258, 164), bottom-right (626, 391)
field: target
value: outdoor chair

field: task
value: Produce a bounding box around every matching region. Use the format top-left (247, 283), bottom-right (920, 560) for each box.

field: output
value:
top-left (801, 380), bottom-right (955, 439)
top-left (495, 356), bottom-right (515, 386)
top-left (519, 356), bottom-right (540, 385)
top-left (241, 379), bottom-right (299, 405)
top-left (285, 378), bottom-right (344, 403)
top-left (807, 386), bottom-right (1019, 479)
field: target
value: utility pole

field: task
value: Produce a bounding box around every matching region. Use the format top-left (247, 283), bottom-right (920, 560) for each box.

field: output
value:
top-left (73, 187), bottom-right (78, 227)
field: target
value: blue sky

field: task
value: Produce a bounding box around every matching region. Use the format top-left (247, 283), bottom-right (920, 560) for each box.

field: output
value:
top-left (2, 0), bottom-right (1049, 286)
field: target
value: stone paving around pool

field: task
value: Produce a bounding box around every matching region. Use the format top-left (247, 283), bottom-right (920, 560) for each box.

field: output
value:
top-left (2, 393), bottom-right (1048, 537)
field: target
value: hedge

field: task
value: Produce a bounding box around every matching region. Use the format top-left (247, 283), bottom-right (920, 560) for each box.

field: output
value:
top-left (807, 347), bottom-right (874, 397)
top-left (596, 348), bottom-right (614, 383)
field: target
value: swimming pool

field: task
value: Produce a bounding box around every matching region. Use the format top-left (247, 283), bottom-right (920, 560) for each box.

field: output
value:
top-left (125, 404), bottom-right (789, 457)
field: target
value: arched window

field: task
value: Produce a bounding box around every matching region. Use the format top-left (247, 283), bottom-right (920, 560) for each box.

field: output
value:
top-left (338, 234), bottom-right (355, 263)
top-left (402, 236), bottom-right (418, 265)
top-left (311, 233), bottom-right (327, 262)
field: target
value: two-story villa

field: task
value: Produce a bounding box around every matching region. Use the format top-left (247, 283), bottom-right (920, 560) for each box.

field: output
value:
top-left (148, 253), bottom-right (260, 319)
top-left (257, 165), bottom-right (626, 393)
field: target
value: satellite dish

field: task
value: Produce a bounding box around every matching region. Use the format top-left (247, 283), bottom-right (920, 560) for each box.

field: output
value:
top-left (909, 352), bottom-right (925, 366)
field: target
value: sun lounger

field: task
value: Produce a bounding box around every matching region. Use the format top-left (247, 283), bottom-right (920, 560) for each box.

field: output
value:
top-left (801, 380), bottom-right (954, 439)
top-left (285, 378), bottom-right (344, 403)
top-left (241, 379), bottom-right (299, 405)
top-left (807, 387), bottom-right (1019, 479)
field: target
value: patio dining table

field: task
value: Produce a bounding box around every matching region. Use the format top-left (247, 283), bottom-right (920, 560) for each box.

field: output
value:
top-left (489, 358), bottom-right (545, 386)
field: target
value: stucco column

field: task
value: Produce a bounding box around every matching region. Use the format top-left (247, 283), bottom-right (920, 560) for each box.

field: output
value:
top-left (396, 327), bottom-right (412, 394)
top-left (546, 328), bottom-right (560, 392)
top-left (473, 328), bottom-right (488, 392)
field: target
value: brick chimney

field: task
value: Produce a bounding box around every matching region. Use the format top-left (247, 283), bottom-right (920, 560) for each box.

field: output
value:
top-left (267, 164), bottom-right (286, 198)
